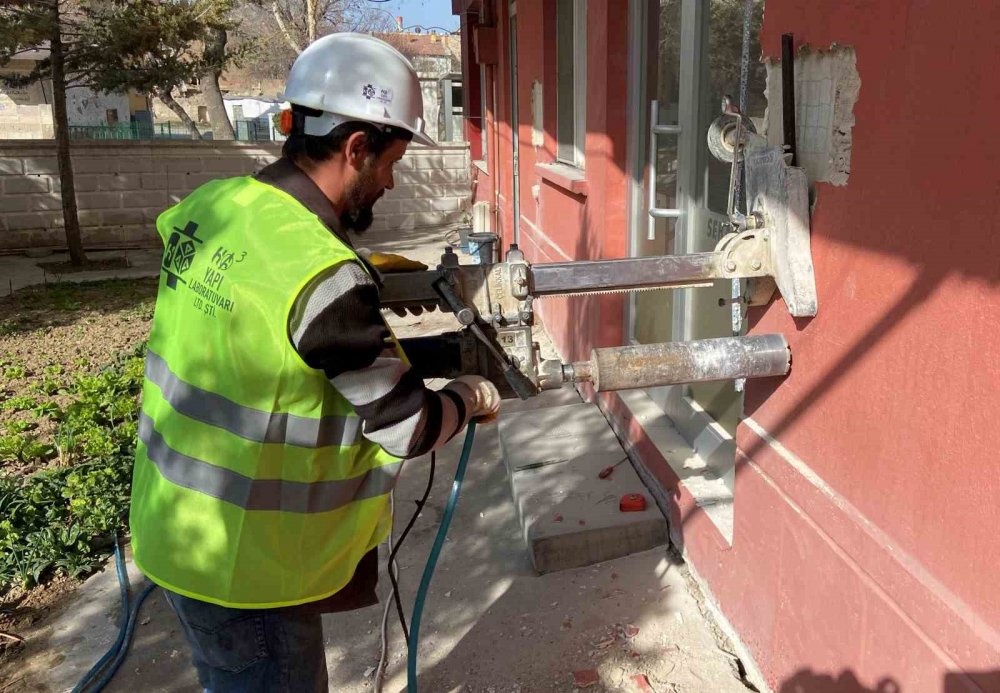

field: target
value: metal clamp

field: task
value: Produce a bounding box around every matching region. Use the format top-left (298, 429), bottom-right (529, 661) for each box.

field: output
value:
top-left (715, 228), bottom-right (770, 279)
top-left (432, 277), bottom-right (537, 400)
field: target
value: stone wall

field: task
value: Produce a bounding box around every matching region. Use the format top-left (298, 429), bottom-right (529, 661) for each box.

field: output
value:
top-left (0, 141), bottom-right (471, 251)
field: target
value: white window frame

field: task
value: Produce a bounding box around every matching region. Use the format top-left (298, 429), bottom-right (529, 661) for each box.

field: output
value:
top-left (556, 0), bottom-right (587, 168)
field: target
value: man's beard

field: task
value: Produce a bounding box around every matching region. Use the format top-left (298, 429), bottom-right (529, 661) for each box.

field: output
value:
top-left (340, 160), bottom-right (379, 234)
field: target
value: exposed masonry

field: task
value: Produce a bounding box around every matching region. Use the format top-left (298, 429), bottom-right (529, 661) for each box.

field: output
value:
top-left (765, 45), bottom-right (861, 186)
top-left (0, 142), bottom-right (471, 251)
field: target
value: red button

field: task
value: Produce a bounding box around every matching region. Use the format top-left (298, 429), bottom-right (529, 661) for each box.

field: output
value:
top-left (619, 493), bottom-right (647, 512)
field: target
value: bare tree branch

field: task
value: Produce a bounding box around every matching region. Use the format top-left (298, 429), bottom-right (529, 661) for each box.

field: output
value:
top-left (270, 1), bottom-right (301, 54)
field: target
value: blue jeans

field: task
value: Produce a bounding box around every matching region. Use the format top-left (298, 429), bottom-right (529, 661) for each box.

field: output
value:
top-left (163, 589), bottom-right (328, 692)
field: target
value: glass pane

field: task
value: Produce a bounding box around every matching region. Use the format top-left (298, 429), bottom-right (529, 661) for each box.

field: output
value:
top-left (654, 0), bottom-right (681, 212)
top-left (704, 0), bottom-right (766, 216)
top-left (686, 0), bottom-right (766, 432)
top-left (632, 0), bottom-right (682, 345)
top-left (634, 217), bottom-right (677, 344)
top-left (556, 0), bottom-right (575, 161)
top-left (656, 0), bottom-right (681, 124)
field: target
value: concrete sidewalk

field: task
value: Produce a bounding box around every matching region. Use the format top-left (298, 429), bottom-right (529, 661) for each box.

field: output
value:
top-left (4, 227), bottom-right (754, 692)
top-left (0, 248), bottom-right (163, 294)
top-left (24, 414), bottom-right (750, 693)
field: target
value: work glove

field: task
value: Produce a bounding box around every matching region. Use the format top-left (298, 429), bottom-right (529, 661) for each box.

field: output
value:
top-left (365, 251), bottom-right (429, 274)
top-left (358, 249), bottom-right (438, 318)
top-left (446, 375), bottom-right (501, 424)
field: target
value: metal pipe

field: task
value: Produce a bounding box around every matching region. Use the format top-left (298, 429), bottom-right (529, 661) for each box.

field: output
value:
top-left (529, 253), bottom-right (718, 295)
top-left (569, 334), bottom-right (790, 391)
top-left (647, 99), bottom-right (658, 241)
top-left (649, 209), bottom-right (684, 219)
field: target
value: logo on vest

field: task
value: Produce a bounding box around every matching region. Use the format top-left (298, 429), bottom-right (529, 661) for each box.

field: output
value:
top-left (162, 221), bottom-right (202, 289)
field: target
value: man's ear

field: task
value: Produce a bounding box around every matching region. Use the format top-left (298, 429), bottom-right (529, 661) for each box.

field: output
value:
top-left (344, 131), bottom-right (370, 171)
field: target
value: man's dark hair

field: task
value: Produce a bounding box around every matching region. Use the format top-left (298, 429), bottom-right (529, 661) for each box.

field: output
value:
top-left (282, 105), bottom-right (413, 164)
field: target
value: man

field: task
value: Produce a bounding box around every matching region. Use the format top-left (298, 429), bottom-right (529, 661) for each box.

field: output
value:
top-left (129, 33), bottom-right (500, 692)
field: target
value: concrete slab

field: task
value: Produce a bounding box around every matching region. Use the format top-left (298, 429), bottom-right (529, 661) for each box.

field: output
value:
top-left (499, 401), bottom-right (669, 574)
top-left (500, 384), bottom-right (583, 413)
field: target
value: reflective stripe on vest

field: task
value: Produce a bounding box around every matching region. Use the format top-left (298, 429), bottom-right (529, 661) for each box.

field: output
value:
top-left (144, 349), bottom-right (363, 448)
top-left (138, 414), bottom-right (401, 513)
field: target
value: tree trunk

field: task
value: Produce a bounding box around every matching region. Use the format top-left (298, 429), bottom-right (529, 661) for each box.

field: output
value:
top-left (157, 90), bottom-right (204, 140)
top-left (306, 0), bottom-right (317, 44)
top-left (49, 2), bottom-right (86, 266)
top-left (201, 27), bottom-right (235, 141)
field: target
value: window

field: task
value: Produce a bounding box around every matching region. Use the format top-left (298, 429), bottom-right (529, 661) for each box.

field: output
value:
top-left (556, 0), bottom-right (586, 167)
top-left (232, 104), bottom-right (245, 121)
top-left (439, 77), bottom-right (465, 142)
top-left (105, 109), bottom-right (119, 126)
top-left (480, 63), bottom-right (489, 166)
top-left (198, 106), bottom-right (208, 123)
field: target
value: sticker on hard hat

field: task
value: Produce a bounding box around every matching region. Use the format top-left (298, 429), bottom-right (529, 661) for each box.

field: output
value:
top-left (362, 83), bottom-right (394, 105)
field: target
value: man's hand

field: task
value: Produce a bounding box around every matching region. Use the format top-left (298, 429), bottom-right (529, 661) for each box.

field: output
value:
top-left (448, 375), bottom-right (501, 424)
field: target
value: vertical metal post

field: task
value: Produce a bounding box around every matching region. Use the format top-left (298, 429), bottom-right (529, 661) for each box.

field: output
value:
top-left (509, 2), bottom-right (521, 245)
top-left (442, 78), bottom-right (454, 142)
top-left (625, 0), bottom-right (649, 343)
top-left (673, 0), bottom-right (707, 349)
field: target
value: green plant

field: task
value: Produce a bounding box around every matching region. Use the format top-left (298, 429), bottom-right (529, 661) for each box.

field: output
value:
top-left (31, 400), bottom-right (62, 419)
top-left (3, 365), bottom-right (26, 379)
top-left (1, 394), bottom-right (38, 412)
top-left (0, 425), bottom-right (56, 466)
top-left (0, 320), bottom-right (19, 338)
top-left (30, 376), bottom-right (63, 396)
top-left (0, 344), bottom-right (146, 593)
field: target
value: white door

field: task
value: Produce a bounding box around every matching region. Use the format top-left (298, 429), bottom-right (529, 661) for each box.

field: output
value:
top-left (627, 0), bottom-right (766, 478)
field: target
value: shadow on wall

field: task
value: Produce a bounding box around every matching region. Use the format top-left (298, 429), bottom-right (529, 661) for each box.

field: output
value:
top-left (779, 670), bottom-right (901, 693)
top-left (777, 669), bottom-right (1000, 693)
top-left (943, 671), bottom-right (1000, 693)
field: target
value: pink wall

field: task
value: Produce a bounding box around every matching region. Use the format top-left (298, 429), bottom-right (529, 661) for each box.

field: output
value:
top-left (610, 1), bottom-right (1000, 689)
top-left (735, 0), bottom-right (1000, 686)
top-left (457, 0), bottom-right (999, 689)
top-left (492, 0), bottom-right (631, 365)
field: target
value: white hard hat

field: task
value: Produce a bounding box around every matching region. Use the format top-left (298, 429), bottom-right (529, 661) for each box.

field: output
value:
top-left (283, 32), bottom-right (435, 146)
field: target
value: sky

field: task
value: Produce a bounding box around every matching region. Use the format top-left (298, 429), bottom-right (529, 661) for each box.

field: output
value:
top-left (368, 0), bottom-right (460, 34)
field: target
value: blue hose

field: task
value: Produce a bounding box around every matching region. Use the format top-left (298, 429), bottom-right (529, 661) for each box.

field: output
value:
top-left (73, 533), bottom-right (157, 693)
top-left (72, 534), bottom-right (129, 693)
top-left (407, 421), bottom-right (477, 692)
top-left (86, 581), bottom-right (156, 692)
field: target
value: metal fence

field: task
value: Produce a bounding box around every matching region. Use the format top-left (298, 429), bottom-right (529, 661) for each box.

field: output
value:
top-left (67, 122), bottom-right (199, 141)
top-left (67, 119), bottom-right (284, 142)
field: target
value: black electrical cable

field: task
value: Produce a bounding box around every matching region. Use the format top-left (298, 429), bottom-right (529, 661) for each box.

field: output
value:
top-left (387, 450), bottom-right (436, 644)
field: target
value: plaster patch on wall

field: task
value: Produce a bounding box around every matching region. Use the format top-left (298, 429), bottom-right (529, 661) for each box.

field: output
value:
top-left (531, 80), bottom-right (543, 148)
top-left (65, 87), bottom-right (130, 127)
top-left (765, 46), bottom-right (860, 186)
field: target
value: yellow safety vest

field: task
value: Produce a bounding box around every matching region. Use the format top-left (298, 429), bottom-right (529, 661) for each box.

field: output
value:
top-left (130, 176), bottom-right (401, 608)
